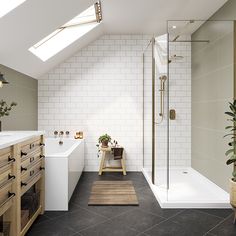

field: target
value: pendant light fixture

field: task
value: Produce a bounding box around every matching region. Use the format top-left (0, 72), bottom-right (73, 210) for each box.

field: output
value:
top-left (0, 73), bottom-right (9, 88)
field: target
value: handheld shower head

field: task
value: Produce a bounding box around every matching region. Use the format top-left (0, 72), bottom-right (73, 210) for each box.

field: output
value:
top-left (159, 75), bottom-right (167, 82)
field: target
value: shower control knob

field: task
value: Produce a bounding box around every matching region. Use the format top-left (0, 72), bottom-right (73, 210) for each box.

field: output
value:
top-left (169, 109), bottom-right (176, 120)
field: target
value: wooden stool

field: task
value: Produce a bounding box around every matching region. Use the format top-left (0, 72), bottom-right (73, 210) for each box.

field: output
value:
top-left (98, 146), bottom-right (126, 175)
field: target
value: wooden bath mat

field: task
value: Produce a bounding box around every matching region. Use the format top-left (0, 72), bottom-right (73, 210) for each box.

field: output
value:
top-left (88, 181), bottom-right (139, 206)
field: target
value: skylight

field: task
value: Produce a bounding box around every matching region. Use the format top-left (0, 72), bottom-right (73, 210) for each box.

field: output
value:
top-left (0, 0), bottom-right (26, 18)
top-left (29, 1), bottom-right (102, 61)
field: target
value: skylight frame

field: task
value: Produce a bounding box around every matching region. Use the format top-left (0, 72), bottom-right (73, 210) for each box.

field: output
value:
top-left (0, 0), bottom-right (26, 18)
top-left (29, 1), bottom-right (102, 62)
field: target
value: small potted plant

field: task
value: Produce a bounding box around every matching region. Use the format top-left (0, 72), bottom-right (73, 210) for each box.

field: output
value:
top-left (224, 100), bottom-right (236, 207)
top-left (0, 100), bottom-right (17, 131)
top-left (98, 134), bottom-right (111, 148)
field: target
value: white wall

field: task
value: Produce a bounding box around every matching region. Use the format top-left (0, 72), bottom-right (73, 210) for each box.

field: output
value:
top-left (38, 35), bottom-right (150, 171)
top-left (38, 34), bottom-right (191, 172)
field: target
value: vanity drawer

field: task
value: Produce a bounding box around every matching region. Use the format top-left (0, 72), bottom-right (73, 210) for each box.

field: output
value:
top-left (21, 151), bottom-right (44, 169)
top-left (20, 137), bottom-right (44, 158)
top-left (0, 168), bottom-right (15, 188)
top-left (21, 160), bottom-right (43, 184)
top-left (0, 179), bottom-right (14, 201)
top-left (0, 150), bottom-right (15, 174)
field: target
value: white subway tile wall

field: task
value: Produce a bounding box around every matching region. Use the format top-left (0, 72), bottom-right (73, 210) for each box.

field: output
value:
top-left (38, 34), bottom-right (191, 171)
top-left (39, 35), bottom-right (150, 171)
top-left (169, 39), bottom-right (191, 167)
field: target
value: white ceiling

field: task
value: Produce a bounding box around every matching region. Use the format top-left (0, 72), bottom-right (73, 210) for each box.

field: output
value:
top-left (0, 0), bottom-right (228, 78)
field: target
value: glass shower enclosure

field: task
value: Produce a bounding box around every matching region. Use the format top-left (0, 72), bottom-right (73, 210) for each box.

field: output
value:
top-left (143, 20), bottom-right (234, 208)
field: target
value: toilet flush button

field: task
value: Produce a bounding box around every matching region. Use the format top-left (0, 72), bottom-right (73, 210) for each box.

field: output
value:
top-left (170, 109), bottom-right (176, 120)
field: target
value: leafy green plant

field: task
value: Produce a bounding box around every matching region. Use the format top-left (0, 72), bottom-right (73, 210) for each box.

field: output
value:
top-left (0, 100), bottom-right (17, 118)
top-left (96, 134), bottom-right (112, 158)
top-left (98, 134), bottom-right (112, 144)
top-left (224, 100), bottom-right (236, 181)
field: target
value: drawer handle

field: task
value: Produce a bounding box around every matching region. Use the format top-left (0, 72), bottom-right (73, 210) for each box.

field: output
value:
top-left (0, 157), bottom-right (15, 169)
top-left (30, 157), bottom-right (34, 162)
top-left (8, 157), bottom-right (15, 163)
top-left (0, 175), bottom-right (15, 190)
top-left (0, 192), bottom-right (15, 209)
top-left (21, 182), bottom-right (27, 187)
top-left (21, 167), bottom-right (27, 172)
top-left (40, 167), bottom-right (45, 170)
top-left (30, 170), bottom-right (35, 176)
top-left (21, 151), bottom-right (27, 157)
top-left (40, 155), bottom-right (45, 158)
top-left (40, 143), bottom-right (45, 147)
top-left (30, 143), bottom-right (35, 149)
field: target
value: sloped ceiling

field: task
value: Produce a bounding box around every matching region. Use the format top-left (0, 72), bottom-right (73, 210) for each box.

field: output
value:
top-left (0, 0), bottom-right (228, 78)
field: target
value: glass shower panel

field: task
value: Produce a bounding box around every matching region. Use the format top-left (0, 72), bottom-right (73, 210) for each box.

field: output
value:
top-left (143, 41), bottom-right (153, 182)
top-left (167, 20), bottom-right (234, 204)
top-left (154, 34), bottom-right (169, 190)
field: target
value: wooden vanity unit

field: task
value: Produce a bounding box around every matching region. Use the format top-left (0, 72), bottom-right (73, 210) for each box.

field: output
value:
top-left (0, 132), bottom-right (45, 236)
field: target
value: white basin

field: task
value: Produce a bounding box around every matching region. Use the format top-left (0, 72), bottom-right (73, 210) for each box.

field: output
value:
top-left (0, 133), bottom-right (13, 137)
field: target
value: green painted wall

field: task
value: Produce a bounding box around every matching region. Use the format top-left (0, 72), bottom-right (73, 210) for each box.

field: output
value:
top-left (191, 0), bottom-right (236, 192)
top-left (0, 64), bottom-right (38, 131)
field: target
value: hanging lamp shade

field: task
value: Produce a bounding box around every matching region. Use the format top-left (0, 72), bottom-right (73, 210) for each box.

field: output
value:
top-left (0, 73), bottom-right (9, 88)
top-left (0, 73), bottom-right (9, 84)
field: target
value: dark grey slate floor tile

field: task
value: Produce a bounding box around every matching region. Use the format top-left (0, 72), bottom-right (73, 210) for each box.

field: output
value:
top-left (71, 188), bottom-right (137, 218)
top-left (27, 172), bottom-right (235, 236)
top-left (75, 173), bottom-right (123, 192)
top-left (139, 195), bottom-right (182, 218)
top-left (111, 208), bottom-right (165, 232)
top-left (70, 189), bottom-right (91, 206)
top-left (145, 219), bottom-right (193, 236)
top-left (135, 186), bottom-right (157, 200)
top-left (135, 186), bottom-right (183, 218)
top-left (79, 219), bottom-right (138, 236)
top-left (208, 214), bottom-right (236, 236)
top-left (196, 209), bottom-right (233, 219)
top-left (113, 172), bottom-right (149, 188)
top-left (171, 210), bottom-right (223, 235)
top-left (26, 218), bottom-right (77, 236)
top-left (44, 202), bottom-right (81, 219)
top-left (33, 214), bottom-right (51, 225)
top-left (56, 206), bottom-right (107, 232)
top-left (85, 205), bottom-right (137, 218)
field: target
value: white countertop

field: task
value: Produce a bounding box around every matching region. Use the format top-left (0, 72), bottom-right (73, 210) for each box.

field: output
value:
top-left (0, 131), bottom-right (45, 149)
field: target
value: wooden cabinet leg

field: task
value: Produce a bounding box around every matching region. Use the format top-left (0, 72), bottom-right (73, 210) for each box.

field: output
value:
top-left (99, 151), bottom-right (106, 175)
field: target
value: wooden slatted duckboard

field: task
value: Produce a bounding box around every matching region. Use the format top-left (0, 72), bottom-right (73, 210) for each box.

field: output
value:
top-left (88, 181), bottom-right (139, 206)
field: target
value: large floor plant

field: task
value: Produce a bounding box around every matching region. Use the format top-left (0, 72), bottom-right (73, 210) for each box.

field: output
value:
top-left (225, 100), bottom-right (236, 212)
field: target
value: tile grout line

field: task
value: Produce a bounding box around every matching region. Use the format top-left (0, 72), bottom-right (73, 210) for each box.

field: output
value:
top-left (204, 212), bottom-right (234, 235)
top-left (195, 209), bottom-right (232, 220)
top-left (77, 208), bottom-right (140, 234)
top-left (141, 209), bottom-right (186, 235)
